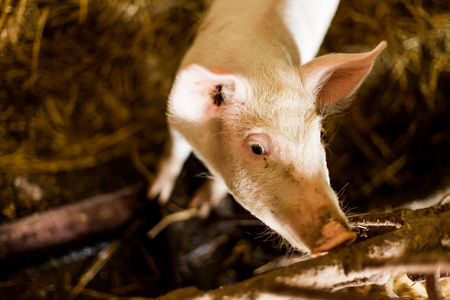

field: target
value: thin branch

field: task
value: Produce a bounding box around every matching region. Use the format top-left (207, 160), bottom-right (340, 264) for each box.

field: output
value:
top-left (69, 219), bottom-right (143, 299)
top-left (147, 208), bottom-right (200, 239)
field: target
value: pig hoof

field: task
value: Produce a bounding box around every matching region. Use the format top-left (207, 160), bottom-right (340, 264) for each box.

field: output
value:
top-left (311, 221), bottom-right (357, 256)
top-left (189, 183), bottom-right (215, 219)
top-left (189, 191), bottom-right (213, 219)
top-left (147, 177), bottom-right (175, 205)
top-left (189, 178), bottom-right (229, 218)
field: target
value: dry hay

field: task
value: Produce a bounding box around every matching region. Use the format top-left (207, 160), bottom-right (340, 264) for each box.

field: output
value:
top-left (0, 0), bottom-right (206, 219)
top-left (322, 0), bottom-right (450, 210)
top-left (0, 0), bottom-right (206, 174)
top-left (0, 0), bottom-right (448, 219)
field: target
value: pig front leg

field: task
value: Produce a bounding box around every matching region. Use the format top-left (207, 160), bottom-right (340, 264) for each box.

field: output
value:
top-left (148, 128), bottom-right (229, 215)
top-left (190, 176), bottom-right (229, 218)
top-left (148, 128), bottom-right (192, 204)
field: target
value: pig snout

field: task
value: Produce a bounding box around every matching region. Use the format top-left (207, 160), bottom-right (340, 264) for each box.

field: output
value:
top-left (284, 216), bottom-right (356, 256)
top-left (310, 220), bottom-right (356, 256)
top-left (269, 195), bottom-right (357, 256)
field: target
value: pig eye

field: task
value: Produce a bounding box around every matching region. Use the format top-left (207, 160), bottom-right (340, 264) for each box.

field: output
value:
top-left (250, 143), bottom-right (265, 155)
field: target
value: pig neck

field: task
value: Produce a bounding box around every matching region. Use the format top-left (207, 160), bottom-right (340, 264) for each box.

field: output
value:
top-left (180, 0), bottom-right (339, 76)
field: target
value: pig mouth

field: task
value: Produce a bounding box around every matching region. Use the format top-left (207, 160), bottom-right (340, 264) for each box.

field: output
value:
top-left (311, 220), bottom-right (357, 256)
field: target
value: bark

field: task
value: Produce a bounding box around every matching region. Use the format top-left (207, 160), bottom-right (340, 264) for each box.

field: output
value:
top-left (156, 203), bottom-right (450, 299)
top-left (0, 184), bottom-right (142, 259)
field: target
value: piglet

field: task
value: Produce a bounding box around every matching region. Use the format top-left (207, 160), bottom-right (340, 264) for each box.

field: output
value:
top-left (149, 0), bottom-right (386, 255)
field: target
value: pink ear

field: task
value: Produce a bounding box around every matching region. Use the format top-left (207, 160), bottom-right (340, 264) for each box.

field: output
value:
top-left (300, 41), bottom-right (387, 106)
top-left (168, 64), bottom-right (244, 123)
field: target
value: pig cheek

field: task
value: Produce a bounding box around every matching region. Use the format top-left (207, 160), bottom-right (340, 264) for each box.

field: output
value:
top-left (226, 159), bottom-right (273, 208)
top-left (215, 135), bottom-right (253, 189)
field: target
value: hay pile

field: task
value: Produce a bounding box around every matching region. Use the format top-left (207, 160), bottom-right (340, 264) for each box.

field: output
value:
top-left (0, 0), bottom-right (206, 172)
top-left (322, 0), bottom-right (450, 210)
top-left (0, 0), bottom-right (205, 219)
top-left (0, 0), bottom-right (448, 215)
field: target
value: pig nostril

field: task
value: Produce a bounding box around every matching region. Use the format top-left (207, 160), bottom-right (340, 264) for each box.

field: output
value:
top-left (311, 231), bottom-right (357, 256)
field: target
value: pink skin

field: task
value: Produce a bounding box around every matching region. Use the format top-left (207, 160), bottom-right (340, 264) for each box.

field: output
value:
top-left (214, 120), bottom-right (356, 254)
top-left (312, 221), bottom-right (357, 256)
top-left (149, 26), bottom-right (386, 255)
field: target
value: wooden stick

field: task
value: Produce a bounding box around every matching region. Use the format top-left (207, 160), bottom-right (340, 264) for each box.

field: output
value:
top-left (0, 185), bottom-right (142, 259)
top-left (147, 208), bottom-right (200, 239)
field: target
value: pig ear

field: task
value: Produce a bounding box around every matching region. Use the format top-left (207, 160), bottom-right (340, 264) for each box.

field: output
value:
top-left (168, 64), bottom-right (244, 123)
top-left (300, 41), bottom-right (386, 111)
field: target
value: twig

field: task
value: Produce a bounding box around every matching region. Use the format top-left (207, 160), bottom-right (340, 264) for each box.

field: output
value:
top-left (69, 240), bottom-right (121, 299)
top-left (31, 6), bottom-right (49, 74)
top-left (78, 0), bottom-right (88, 24)
top-left (0, 0), bottom-right (12, 33)
top-left (69, 219), bottom-right (143, 299)
top-left (138, 242), bottom-right (161, 280)
top-left (425, 268), bottom-right (444, 300)
top-left (147, 208), bottom-right (200, 239)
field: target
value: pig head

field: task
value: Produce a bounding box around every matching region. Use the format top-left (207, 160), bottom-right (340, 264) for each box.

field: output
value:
top-left (164, 42), bottom-right (386, 255)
